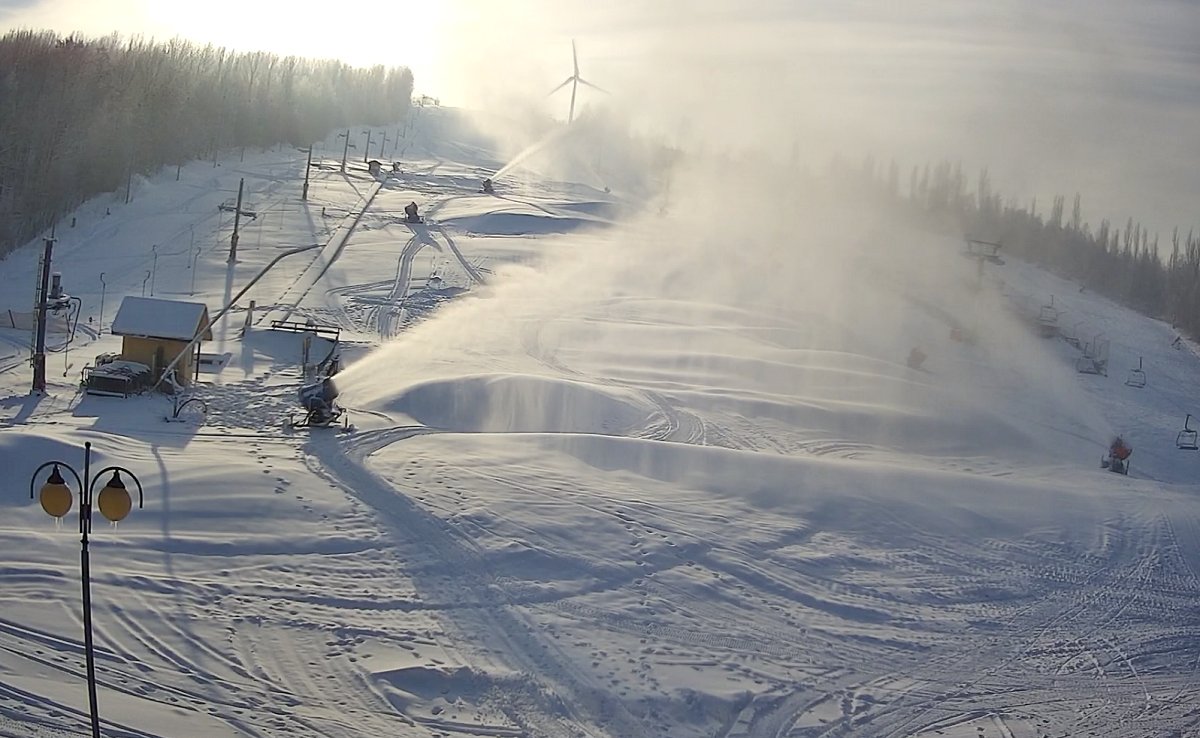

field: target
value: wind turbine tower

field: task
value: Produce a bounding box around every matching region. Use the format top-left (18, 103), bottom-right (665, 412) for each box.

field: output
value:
top-left (549, 40), bottom-right (606, 124)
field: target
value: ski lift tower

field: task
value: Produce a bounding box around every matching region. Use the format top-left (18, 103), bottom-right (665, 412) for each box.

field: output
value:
top-left (961, 238), bottom-right (1004, 290)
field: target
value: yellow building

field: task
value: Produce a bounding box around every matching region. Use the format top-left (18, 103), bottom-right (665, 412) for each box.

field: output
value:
top-left (110, 297), bottom-right (212, 387)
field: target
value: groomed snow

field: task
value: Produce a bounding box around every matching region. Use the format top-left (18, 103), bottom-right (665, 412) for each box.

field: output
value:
top-left (1, 107), bottom-right (1199, 738)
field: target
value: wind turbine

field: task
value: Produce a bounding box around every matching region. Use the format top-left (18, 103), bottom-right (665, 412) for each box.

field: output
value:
top-left (548, 40), bottom-right (606, 125)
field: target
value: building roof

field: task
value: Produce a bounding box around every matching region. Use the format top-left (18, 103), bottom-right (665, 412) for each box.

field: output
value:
top-left (110, 297), bottom-right (212, 342)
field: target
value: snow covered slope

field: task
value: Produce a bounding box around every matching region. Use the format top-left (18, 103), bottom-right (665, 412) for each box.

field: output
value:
top-left (1, 107), bottom-right (1199, 738)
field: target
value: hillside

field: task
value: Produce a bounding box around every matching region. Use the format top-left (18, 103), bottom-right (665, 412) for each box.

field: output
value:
top-left (1, 106), bottom-right (1199, 738)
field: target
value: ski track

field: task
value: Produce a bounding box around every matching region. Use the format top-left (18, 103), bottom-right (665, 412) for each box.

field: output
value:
top-left (305, 427), bottom-right (655, 738)
top-left (6, 109), bottom-right (1200, 738)
top-left (376, 233), bottom-right (422, 340)
top-left (721, 501), bottom-right (1200, 738)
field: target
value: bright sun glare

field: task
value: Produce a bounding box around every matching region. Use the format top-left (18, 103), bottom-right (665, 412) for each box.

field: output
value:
top-left (141, 0), bottom-right (449, 92)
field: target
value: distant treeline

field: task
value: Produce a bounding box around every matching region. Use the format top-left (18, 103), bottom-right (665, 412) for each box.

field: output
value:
top-left (833, 155), bottom-right (1200, 342)
top-left (0, 30), bottom-right (413, 257)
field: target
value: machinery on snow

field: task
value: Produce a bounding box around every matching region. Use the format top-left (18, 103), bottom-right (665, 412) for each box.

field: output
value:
top-left (289, 376), bottom-right (350, 431)
top-left (1101, 436), bottom-right (1132, 475)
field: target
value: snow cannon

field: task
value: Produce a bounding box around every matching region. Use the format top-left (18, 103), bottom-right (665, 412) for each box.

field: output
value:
top-left (1101, 437), bottom-right (1132, 475)
top-left (299, 376), bottom-right (338, 409)
top-left (292, 377), bottom-right (344, 429)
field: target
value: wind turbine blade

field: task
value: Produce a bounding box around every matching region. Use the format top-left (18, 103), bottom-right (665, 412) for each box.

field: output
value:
top-left (577, 78), bottom-right (608, 94)
top-left (547, 77), bottom-right (573, 96)
top-left (569, 77), bottom-right (578, 124)
top-left (572, 39), bottom-right (579, 78)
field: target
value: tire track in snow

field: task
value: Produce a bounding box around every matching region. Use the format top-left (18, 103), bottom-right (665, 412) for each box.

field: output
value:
top-left (740, 506), bottom-right (1156, 738)
top-left (376, 233), bottom-right (422, 340)
top-left (855, 510), bottom-right (1168, 738)
top-left (306, 426), bottom-right (654, 738)
top-left (429, 224), bottom-right (486, 286)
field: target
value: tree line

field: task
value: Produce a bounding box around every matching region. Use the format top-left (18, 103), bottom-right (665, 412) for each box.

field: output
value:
top-left (0, 29), bottom-right (413, 257)
top-left (831, 155), bottom-right (1200, 342)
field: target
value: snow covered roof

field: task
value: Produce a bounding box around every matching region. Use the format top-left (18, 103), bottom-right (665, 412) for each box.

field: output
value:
top-left (110, 296), bottom-right (212, 342)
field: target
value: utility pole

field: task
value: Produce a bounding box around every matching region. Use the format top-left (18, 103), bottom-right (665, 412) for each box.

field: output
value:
top-left (363, 129), bottom-right (372, 163)
top-left (229, 178), bottom-right (244, 263)
top-left (302, 146), bottom-right (312, 201)
top-left (340, 129), bottom-right (350, 173)
top-left (31, 236), bottom-right (55, 393)
top-left (378, 131), bottom-right (387, 158)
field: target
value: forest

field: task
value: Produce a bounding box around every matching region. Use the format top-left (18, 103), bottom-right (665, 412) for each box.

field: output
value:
top-left (832, 155), bottom-right (1200, 343)
top-left (0, 30), bottom-right (413, 257)
top-left (2, 29), bottom-right (1197, 342)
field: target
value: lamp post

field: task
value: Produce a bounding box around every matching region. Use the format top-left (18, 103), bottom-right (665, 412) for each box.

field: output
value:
top-left (98, 273), bottom-right (106, 335)
top-left (28, 442), bottom-right (146, 738)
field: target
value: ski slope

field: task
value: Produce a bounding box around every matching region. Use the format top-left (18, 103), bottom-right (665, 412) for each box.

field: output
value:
top-left (1, 106), bottom-right (1199, 738)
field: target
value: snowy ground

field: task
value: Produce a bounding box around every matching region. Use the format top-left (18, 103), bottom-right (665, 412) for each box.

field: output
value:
top-left (2, 107), bottom-right (1200, 738)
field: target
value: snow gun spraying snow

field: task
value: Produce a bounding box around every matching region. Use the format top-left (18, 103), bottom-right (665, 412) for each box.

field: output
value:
top-left (288, 376), bottom-right (349, 431)
top-left (1101, 436), bottom-right (1132, 475)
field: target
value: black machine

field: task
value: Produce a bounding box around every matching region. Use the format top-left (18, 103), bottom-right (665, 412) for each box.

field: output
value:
top-left (290, 377), bottom-right (348, 430)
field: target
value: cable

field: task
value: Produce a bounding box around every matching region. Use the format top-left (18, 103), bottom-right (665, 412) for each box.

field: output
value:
top-left (45, 296), bottom-right (82, 353)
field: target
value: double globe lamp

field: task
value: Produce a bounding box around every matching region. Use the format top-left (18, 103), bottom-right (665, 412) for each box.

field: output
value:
top-left (28, 441), bottom-right (145, 738)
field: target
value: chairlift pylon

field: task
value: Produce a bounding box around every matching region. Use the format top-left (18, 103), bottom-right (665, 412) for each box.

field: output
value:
top-left (1177, 414), bottom-right (1199, 451)
top-left (1125, 357), bottom-right (1146, 388)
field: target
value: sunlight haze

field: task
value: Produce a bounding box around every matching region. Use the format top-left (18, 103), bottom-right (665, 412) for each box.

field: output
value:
top-left (4, 1), bottom-right (1200, 735)
top-left (5, 0), bottom-right (1199, 235)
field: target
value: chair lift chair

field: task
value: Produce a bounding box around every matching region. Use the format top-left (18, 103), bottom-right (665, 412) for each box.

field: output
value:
top-left (1125, 357), bottom-right (1146, 388)
top-left (1178, 415), bottom-right (1199, 451)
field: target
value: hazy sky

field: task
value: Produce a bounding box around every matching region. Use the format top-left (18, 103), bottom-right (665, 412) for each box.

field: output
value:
top-left (4, 0), bottom-right (1200, 236)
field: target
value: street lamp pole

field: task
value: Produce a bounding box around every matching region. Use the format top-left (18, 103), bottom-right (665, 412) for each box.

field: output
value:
top-left (29, 442), bottom-right (145, 738)
top-left (98, 273), bottom-right (106, 335)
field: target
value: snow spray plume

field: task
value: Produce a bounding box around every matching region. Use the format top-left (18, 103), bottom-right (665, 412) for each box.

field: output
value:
top-left (493, 126), bottom-right (573, 180)
top-left (340, 135), bottom-right (1108, 467)
top-left (340, 1), bottom-right (1118, 462)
